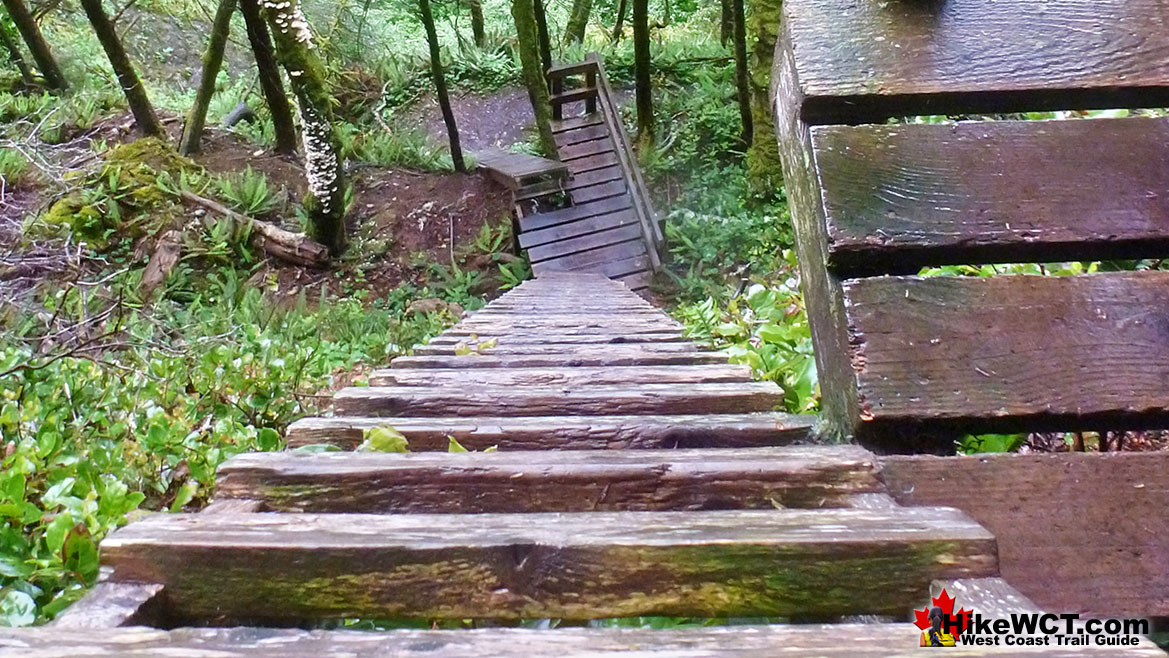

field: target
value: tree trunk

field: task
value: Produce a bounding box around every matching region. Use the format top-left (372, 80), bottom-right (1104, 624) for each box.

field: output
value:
top-left (731, 0), bottom-right (752, 147)
top-left (239, 0), bottom-right (298, 155)
top-left (260, 0), bottom-right (347, 254)
top-left (510, 0), bottom-right (557, 158)
top-left (178, 0), bottom-right (236, 156)
top-left (610, 0), bottom-right (626, 42)
top-left (532, 0), bottom-right (551, 71)
top-left (467, 0), bottom-right (485, 47)
top-left (562, 0), bottom-right (592, 45)
top-left (632, 0), bottom-right (652, 144)
top-left (1, 0), bottom-right (66, 90)
top-left (0, 18), bottom-right (34, 85)
top-left (419, 0), bottom-right (465, 172)
top-left (719, 0), bottom-right (732, 46)
top-left (79, 0), bottom-right (163, 136)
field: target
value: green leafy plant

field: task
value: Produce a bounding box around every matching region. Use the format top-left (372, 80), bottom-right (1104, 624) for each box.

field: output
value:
top-left (212, 167), bottom-right (282, 217)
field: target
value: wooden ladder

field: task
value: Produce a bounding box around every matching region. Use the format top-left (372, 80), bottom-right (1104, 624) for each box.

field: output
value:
top-left (5, 273), bottom-right (1161, 655)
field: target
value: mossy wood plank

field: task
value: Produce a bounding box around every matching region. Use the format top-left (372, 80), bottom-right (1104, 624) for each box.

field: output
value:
top-left (813, 117), bottom-right (1169, 275)
top-left (215, 445), bottom-right (881, 513)
top-left (783, 0), bottom-right (1169, 124)
top-left (99, 508), bottom-right (997, 622)
top-left (284, 412), bottom-right (815, 451)
top-left (369, 364), bottom-right (752, 387)
top-left (332, 382), bottom-right (783, 417)
top-left (845, 272), bottom-right (1169, 435)
top-left (8, 624), bottom-right (1164, 657)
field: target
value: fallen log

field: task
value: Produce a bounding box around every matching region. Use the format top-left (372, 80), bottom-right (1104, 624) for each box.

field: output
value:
top-left (180, 190), bottom-right (329, 267)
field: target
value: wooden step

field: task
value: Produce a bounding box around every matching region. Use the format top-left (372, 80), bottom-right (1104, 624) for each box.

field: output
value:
top-left (532, 239), bottom-right (648, 275)
top-left (554, 122), bottom-right (609, 146)
top-left (425, 332), bottom-right (682, 346)
top-left (9, 623), bottom-right (1163, 657)
top-left (369, 364), bottom-right (752, 387)
top-left (519, 209), bottom-right (639, 249)
top-left (410, 341), bottom-right (702, 356)
top-left (551, 113), bottom-right (604, 133)
top-left (98, 507), bottom-right (998, 623)
top-left (527, 224), bottom-right (644, 264)
top-left (216, 445), bottom-right (881, 513)
top-left (389, 350), bottom-right (728, 369)
top-left (519, 196), bottom-right (633, 233)
top-left (444, 323), bottom-right (680, 337)
top-left (564, 150), bottom-right (620, 174)
top-left (549, 87), bottom-right (599, 106)
top-left (569, 179), bottom-right (627, 204)
top-left (332, 382), bottom-right (784, 417)
top-left (559, 136), bottom-right (613, 160)
top-left (452, 317), bottom-right (678, 332)
top-left (285, 412), bottom-right (816, 451)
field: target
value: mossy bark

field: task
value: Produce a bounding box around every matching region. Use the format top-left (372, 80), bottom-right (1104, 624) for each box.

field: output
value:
top-left (260, 0), bottom-right (347, 254)
top-left (2, 0), bottom-right (66, 90)
top-left (466, 0), bottom-right (485, 47)
top-left (563, 0), bottom-right (593, 45)
top-left (511, 0), bottom-right (557, 158)
top-left (239, 0), bottom-right (298, 155)
top-left (178, 0), bottom-right (237, 156)
top-left (80, 0), bottom-right (163, 136)
top-left (419, 0), bottom-right (465, 172)
top-left (632, 0), bottom-right (652, 144)
top-left (731, 0), bottom-right (752, 148)
top-left (0, 18), bottom-right (34, 85)
top-left (719, 0), bottom-right (732, 46)
top-left (610, 0), bottom-right (626, 42)
top-left (744, 0), bottom-right (783, 195)
top-left (532, 0), bottom-right (551, 71)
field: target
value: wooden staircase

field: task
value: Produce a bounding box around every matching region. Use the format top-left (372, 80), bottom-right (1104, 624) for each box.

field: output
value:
top-left (6, 273), bottom-right (1162, 655)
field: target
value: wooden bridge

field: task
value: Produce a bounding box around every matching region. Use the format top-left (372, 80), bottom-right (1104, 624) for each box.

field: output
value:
top-left (479, 54), bottom-right (663, 292)
top-left (6, 1), bottom-right (1169, 654)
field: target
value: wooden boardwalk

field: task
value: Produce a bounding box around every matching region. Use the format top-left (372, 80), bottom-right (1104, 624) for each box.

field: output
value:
top-left (10, 273), bottom-right (1162, 656)
top-left (514, 56), bottom-right (664, 292)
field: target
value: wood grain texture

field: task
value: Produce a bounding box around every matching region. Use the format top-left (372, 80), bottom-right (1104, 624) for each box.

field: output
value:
top-left (8, 624), bottom-right (1162, 657)
top-left (882, 451), bottom-right (1169, 618)
top-left (813, 117), bottom-right (1169, 274)
top-left (333, 382), bottom-right (784, 417)
top-left (284, 412), bottom-right (816, 451)
top-left (783, 0), bottom-right (1169, 123)
top-left (390, 351), bottom-right (728, 369)
top-left (48, 582), bottom-right (165, 630)
top-left (527, 224), bottom-right (643, 262)
top-left (568, 180), bottom-right (627, 205)
top-left (559, 137), bottom-right (613, 160)
top-left (531, 240), bottom-right (647, 274)
top-left (410, 340), bottom-right (700, 356)
top-left (369, 364), bottom-right (753, 387)
top-left (99, 508), bottom-right (997, 622)
top-left (520, 210), bottom-right (639, 249)
top-left (845, 272), bottom-right (1169, 435)
top-left (215, 446), bottom-right (881, 513)
top-left (425, 332), bottom-right (684, 345)
top-left (519, 195), bottom-right (632, 232)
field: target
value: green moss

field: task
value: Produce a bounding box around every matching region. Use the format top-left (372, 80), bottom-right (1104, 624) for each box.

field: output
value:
top-left (746, 0), bottom-right (785, 196)
top-left (106, 137), bottom-right (198, 177)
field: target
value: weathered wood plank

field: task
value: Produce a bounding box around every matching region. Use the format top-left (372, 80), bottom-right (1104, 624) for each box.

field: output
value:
top-left (882, 451), bottom-right (1169, 618)
top-left (783, 0), bottom-right (1169, 123)
top-left (519, 196), bottom-right (632, 233)
top-left (390, 351), bottom-right (728, 369)
top-left (452, 316), bottom-right (676, 332)
top-left (285, 412), bottom-right (816, 451)
top-left (554, 123), bottom-right (609, 146)
top-left (564, 150), bottom-right (621, 174)
top-left (425, 332), bottom-right (683, 346)
top-left (411, 341), bottom-right (702, 356)
top-left (48, 582), bottom-right (165, 630)
top-left (569, 179), bottom-right (627, 204)
top-left (333, 382), bottom-right (784, 417)
top-left (617, 269), bottom-right (652, 291)
top-left (845, 272), bottom-right (1169, 436)
top-left (559, 137), bottom-right (613, 160)
top-left (527, 224), bottom-right (644, 263)
top-left (519, 209), bottom-right (639, 249)
top-left (773, 25), bottom-right (858, 441)
top-left (99, 508), bottom-right (998, 622)
top-left (532, 240), bottom-right (647, 274)
top-left (8, 624), bottom-right (1161, 657)
top-left (564, 166), bottom-right (623, 191)
top-left (369, 364), bottom-right (752, 387)
top-left (551, 113), bottom-right (604, 133)
top-left (216, 445), bottom-right (882, 513)
top-left (567, 254), bottom-right (651, 279)
top-left (813, 117), bottom-right (1169, 275)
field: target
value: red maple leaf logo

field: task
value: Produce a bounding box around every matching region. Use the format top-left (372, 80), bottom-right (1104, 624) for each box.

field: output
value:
top-left (914, 588), bottom-right (973, 640)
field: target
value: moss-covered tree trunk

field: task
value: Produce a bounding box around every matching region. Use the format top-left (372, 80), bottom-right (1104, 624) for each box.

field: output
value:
top-left (239, 0), bottom-right (298, 155)
top-left (511, 0), bottom-right (556, 158)
top-left (179, 0), bottom-right (236, 156)
top-left (80, 0), bottom-right (163, 136)
top-left (260, 0), bottom-right (347, 254)
top-left (419, 0), bottom-right (465, 172)
top-left (466, 0), bottom-right (485, 47)
top-left (610, 0), bottom-right (626, 42)
top-left (731, 0), bottom-right (752, 148)
top-left (745, 0), bottom-right (783, 195)
top-left (532, 0), bottom-right (551, 71)
top-left (562, 0), bottom-right (592, 45)
top-left (719, 0), bottom-right (732, 46)
top-left (2, 0), bottom-right (66, 90)
top-left (632, 0), bottom-right (652, 144)
top-left (0, 19), bottom-right (34, 85)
